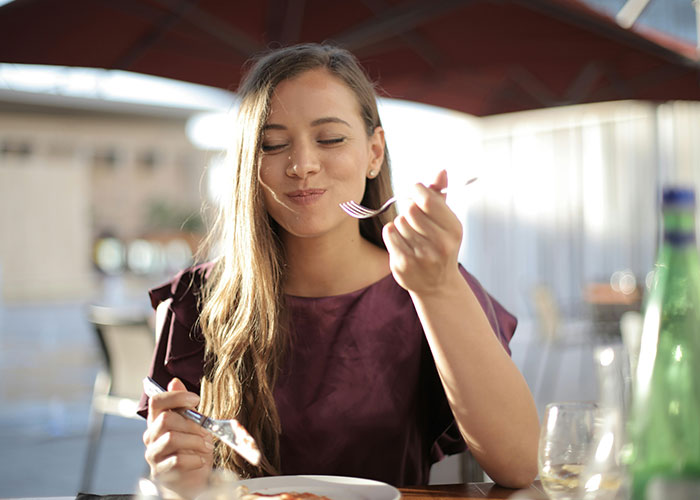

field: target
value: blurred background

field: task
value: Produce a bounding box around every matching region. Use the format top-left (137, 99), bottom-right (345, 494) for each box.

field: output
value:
top-left (1, 0), bottom-right (700, 497)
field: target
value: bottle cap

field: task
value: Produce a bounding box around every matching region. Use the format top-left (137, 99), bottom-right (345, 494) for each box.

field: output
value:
top-left (662, 187), bottom-right (695, 207)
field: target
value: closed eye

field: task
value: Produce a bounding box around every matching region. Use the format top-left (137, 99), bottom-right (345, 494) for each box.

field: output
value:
top-left (262, 143), bottom-right (287, 153)
top-left (318, 137), bottom-right (345, 146)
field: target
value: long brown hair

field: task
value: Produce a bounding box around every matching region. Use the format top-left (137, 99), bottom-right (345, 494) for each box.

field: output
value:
top-left (197, 43), bottom-right (396, 477)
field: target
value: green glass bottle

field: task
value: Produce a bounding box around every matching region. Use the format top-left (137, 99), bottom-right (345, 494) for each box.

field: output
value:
top-left (628, 187), bottom-right (700, 499)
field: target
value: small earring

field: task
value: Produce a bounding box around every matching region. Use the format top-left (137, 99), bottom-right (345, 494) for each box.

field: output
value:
top-left (368, 170), bottom-right (377, 178)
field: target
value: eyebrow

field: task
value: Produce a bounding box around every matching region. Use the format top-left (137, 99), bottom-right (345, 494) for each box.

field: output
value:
top-left (262, 116), bottom-right (351, 131)
top-left (311, 117), bottom-right (351, 127)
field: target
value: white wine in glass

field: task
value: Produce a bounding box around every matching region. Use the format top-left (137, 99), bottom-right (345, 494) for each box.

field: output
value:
top-left (538, 402), bottom-right (598, 499)
top-left (540, 463), bottom-right (585, 495)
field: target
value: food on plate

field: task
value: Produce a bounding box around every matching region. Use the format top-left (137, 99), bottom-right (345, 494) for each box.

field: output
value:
top-left (236, 485), bottom-right (332, 500)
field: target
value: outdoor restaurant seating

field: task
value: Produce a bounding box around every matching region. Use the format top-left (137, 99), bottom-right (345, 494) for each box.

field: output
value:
top-left (523, 284), bottom-right (599, 404)
top-left (81, 305), bottom-right (154, 492)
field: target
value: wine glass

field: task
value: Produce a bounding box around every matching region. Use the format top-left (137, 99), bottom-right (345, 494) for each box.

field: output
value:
top-left (538, 401), bottom-right (598, 499)
top-left (580, 345), bottom-right (631, 500)
top-left (136, 469), bottom-right (240, 500)
top-left (195, 469), bottom-right (241, 500)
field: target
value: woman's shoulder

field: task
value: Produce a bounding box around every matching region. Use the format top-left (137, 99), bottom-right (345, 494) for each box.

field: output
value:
top-left (149, 260), bottom-right (217, 310)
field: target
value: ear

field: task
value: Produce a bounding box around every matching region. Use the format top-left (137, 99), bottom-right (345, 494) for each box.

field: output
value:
top-left (367, 126), bottom-right (385, 178)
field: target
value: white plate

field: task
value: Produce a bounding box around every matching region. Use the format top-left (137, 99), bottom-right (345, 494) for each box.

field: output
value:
top-left (236, 475), bottom-right (401, 500)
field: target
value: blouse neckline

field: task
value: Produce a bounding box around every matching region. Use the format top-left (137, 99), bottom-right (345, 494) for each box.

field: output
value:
top-left (285, 272), bottom-right (395, 301)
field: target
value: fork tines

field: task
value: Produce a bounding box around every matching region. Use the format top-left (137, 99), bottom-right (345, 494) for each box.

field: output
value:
top-left (339, 201), bottom-right (375, 218)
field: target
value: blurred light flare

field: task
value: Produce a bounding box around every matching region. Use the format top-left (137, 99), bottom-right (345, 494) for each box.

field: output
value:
top-left (599, 346), bottom-right (615, 367)
top-left (674, 345), bottom-right (683, 362)
top-left (611, 269), bottom-right (637, 294)
top-left (637, 302), bottom-right (660, 398)
top-left (127, 239), bottom-right (162, 275)
top-left (117, 398), bottom-right (138, 416)
top-left (546, 405), bottom-right (559, 433)
top-left (594, 431), bottom-right (615, 462)
top-left (186, 111), bottom-right (237, 150)
top-left (376, 98), bottom-right (482, 214)
top-left (509, 125), bottom-right (557, 224)
top-left (584, 473), bottom-right (602, 493)
top-left (94, 237), bottom-right (125, 274)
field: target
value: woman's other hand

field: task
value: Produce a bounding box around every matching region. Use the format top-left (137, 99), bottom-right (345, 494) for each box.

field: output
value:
top-left (143, 378), bottom-right (214, 499)
top-left (383, 169), bottom-right (463, 296)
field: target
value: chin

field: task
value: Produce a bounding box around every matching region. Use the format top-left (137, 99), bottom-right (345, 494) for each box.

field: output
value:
top-left (274, 212), bottom-right (351, 240)
top-left (278, 221), bottom-right (328, 239)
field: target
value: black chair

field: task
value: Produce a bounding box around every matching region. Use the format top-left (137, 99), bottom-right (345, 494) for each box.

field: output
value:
top-left (461, 449), bottom-right (485, 482)
top-left (81, 304), bottom-right (154, 492)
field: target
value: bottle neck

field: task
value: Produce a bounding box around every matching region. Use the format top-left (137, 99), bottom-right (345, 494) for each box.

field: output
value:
top-left (663, 207), bottom-right (697, 246)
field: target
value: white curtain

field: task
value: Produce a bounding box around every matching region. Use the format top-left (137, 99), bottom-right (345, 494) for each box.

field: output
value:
top-left (460, 100), bottom-right (700, 321)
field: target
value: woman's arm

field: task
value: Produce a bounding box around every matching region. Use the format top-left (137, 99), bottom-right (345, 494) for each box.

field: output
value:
top-left (144, 301), bottom-right (213, 499)
top-left (409, 274), bottom-right (539, 487)
top-left (382, 170), bottom-right (539, 488)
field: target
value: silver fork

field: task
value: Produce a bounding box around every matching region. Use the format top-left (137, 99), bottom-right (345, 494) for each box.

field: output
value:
top-left (142, 377), bottom-right (261, 466)
top-left (340, 176), bottom-right (478, 219)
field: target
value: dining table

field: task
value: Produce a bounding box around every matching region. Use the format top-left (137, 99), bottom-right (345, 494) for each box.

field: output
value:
top-left (400, 481), bottom-right (546, 499)
top-left (4, 481), bottom-right (548, 500)
top-left (583, 282), bottom-right (642, 340)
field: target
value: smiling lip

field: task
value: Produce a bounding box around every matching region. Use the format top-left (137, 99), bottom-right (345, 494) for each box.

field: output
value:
top-left (286, 189), bottom-right (326, 205)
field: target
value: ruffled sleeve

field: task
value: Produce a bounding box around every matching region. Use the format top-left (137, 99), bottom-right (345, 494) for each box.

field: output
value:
top-left (459, 265), bottom-right (517, 356)
top-left (136, 262), bottom-right (215, 418)
top-left (429, 264), bottom-right (518, 461)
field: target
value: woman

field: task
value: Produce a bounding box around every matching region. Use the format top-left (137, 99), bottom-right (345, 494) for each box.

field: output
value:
top-left (139, 43), bottom-right (539, 498)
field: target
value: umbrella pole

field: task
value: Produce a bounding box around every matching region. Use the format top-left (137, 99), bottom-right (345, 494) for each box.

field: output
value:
top-left (694, 0), bottom-right (700, 56)
top-left (616, 0), bottom-right (652, 29)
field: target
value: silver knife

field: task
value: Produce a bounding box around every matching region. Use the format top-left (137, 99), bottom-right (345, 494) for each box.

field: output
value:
top-left (142, 376), bottom-right (261, 466)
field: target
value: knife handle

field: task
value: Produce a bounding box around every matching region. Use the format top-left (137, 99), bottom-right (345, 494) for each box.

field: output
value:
top-left (142, 376), bottom-right (205, 425)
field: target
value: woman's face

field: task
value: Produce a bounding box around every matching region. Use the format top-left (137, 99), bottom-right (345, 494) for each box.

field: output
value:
top-left (258, 68), bottom-right (384, 240)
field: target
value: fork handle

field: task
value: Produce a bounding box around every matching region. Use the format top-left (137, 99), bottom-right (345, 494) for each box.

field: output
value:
top-left (437, 176), bottom-right (477, 193)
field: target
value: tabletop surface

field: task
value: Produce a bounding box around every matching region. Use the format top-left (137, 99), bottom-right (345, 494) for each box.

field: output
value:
top-left (401, 481), bottom-right (546, 499)
top-left (2, 481), bottom-right (548, 500)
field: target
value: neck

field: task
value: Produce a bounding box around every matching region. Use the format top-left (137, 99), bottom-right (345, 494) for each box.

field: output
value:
top-left (282, 227), bottom-right (390, 297)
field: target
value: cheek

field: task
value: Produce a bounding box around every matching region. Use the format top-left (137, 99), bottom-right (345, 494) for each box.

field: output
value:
top-left (325, 148), bottom-right (369, 180)
top-left (258, 160), bottom-right (275, 187)
top-left (257, 162), bottom-right (282, 213)
top-left (258, 158), bottom-right (289, 196)
top-left (331, 150), bottom-right (370, 197)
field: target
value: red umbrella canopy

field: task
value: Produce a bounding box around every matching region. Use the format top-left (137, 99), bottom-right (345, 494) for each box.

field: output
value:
top-left (1, 0), bottom-right (699, 116)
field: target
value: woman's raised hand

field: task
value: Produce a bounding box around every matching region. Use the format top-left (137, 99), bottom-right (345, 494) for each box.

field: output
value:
top-left (382, 169), bottom-right (464, 296)
top-left (143, 377), bottom-right (214, 499)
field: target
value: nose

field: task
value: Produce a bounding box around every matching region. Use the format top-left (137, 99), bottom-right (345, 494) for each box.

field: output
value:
top-left (286, 140), bottom-right (320, 178)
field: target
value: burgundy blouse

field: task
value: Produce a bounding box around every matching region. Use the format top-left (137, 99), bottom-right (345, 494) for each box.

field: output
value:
top-left (137, 262), bottom-right (517, 486)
